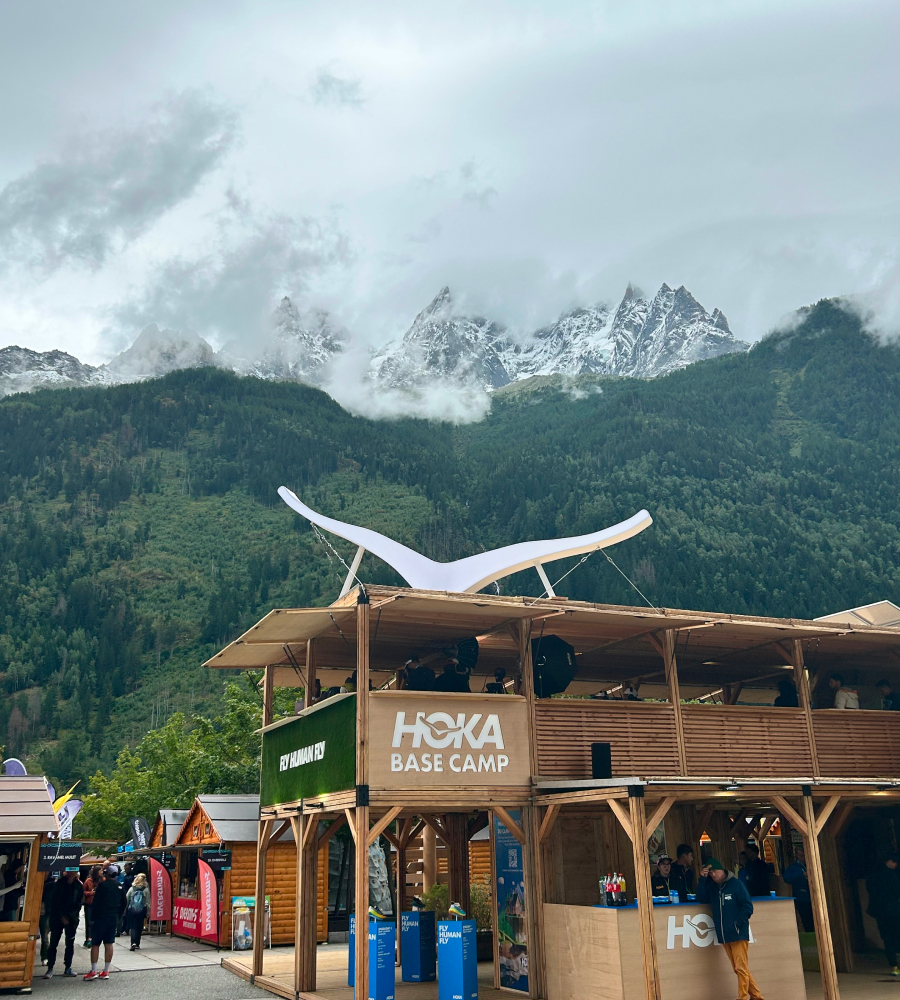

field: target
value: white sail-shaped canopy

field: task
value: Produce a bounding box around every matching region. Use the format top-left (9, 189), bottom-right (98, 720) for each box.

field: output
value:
top-left (278, 486), bottom-right (652, 595)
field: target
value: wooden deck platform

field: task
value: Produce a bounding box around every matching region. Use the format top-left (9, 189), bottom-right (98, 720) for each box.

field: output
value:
top-left (222, 944), bottom-right (507, 1000)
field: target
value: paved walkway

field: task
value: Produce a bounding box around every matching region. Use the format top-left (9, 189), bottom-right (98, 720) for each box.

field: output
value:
top-left (32, 933), bottom-right (268, 998)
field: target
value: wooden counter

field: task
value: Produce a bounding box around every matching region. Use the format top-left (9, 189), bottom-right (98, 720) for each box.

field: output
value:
top-left (544, 899), bottom-right (806, 1000)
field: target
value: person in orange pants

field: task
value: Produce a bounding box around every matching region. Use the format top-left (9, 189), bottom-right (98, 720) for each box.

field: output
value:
top-left (697, 858), bottom-right (764, 1000)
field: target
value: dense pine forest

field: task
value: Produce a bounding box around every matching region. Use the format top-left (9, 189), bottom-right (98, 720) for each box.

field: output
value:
top-left (2, 298), bottom-right (899, 836)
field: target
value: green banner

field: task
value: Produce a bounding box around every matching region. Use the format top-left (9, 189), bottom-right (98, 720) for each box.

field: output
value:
top-left (260, 693), bottom-right (357, 807)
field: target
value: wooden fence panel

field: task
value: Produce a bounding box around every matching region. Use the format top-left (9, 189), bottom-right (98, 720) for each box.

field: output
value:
top-left (814, 710), bottom-right (900, 778)
top-left (682, 705), bottom-right (813, 777)
top-left (534, 700), bottom-right (679, 778)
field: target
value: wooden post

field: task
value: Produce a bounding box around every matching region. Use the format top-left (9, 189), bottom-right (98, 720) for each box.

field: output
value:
top-left (355, 593), bottom-right (371, 999)
top-left (819, 827), bottom-right (853, 972)
top-left (792, 640), bottom-right (820, 778)
top-left (422, 822), bottom-right (437, 891)
top-left (522, 804), bottom-right (546, 999)
top-left (304, 638), bottom-right (317, 709)
top-left (304, 821), bottom-right (319, 990)
top-left (517, 619), bottom-right (547, 998)
top-left (252, 818), bottom-right (274, 979)
top-left (445, 814), bottom-right (471, 916)
top-left (489, 812), bottom-right (501, 990)
top-left (291, 815), bottom-right (307, 993)
top-left (628, 787), bottom-right (662, 1000)
top-left (801, 790), bottom-right (841, 1000)
top-left (262, 664), bottom-right (274, 728)
top-left (652, 631), bottom-right (687, 775)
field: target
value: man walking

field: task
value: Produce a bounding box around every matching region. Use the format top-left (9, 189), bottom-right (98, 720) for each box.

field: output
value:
top-left (43, 869), bottom-right (84, 979)
top-left (698, 858), bottom-right (763, 1000)
top-left (84, 865), bottom-right (126, 981)
top-left (866, 853), bottom-right (900, 977)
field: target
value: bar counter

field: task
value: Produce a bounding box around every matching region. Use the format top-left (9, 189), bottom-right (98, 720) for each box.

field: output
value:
top-left (544, 898), bottom-right (806, 1000)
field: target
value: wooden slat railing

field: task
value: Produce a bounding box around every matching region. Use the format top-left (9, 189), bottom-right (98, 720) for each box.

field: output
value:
top-left (813, 710), bottom-right (900, 778)
top-left (681, 705), bottom-right (814, 777)
top-left (535, 700), bottom-right (900, 782)
top-left (534, 700), bottom-right (680, 778)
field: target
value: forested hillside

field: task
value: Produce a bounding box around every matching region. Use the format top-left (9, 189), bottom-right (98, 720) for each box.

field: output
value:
top-left (2, 298), bottom-right (899, 829)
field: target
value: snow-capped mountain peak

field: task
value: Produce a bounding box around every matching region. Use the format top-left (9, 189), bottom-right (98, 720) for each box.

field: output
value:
top-left (0, 283), bottom-right (748, 400)
top-left (372, 286), bottom-right (514, 390)
top-left (220, 296), bottom-right (348, 381)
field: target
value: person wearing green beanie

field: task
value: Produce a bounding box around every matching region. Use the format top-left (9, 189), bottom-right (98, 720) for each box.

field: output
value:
top-left (698, 858), bottom-right (763, 1000)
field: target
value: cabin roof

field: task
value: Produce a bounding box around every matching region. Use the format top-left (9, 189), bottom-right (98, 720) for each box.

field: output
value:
top-left (204, 585), bottom-right (900, 694)
top-left (0, 776), bottom-right (58, 836)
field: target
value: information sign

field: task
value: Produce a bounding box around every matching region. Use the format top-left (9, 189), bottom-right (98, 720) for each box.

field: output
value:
top-left (38, 841), bottom-right (82, 872)
top-left (437, 920), bottom-right (478, 1000)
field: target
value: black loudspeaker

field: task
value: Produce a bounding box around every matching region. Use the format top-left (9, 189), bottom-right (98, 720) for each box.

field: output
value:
top-left (591, 742), bottom-right (612, 779)
top-left (531, 634), bottom-right (577, 698)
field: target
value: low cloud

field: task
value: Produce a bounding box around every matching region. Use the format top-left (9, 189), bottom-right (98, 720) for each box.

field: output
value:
top-left (111, 204), bottom-right (352, 349)
top-left (459, 160), bottom-right (498, 211)
top-left (311, 69), bottom-right (365, 108)
top-left (0, 90), bottom-right (238, 274)
top-left (323, 343), bottom-right (492, 424)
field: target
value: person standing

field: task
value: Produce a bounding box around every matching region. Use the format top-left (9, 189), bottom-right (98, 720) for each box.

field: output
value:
top-left (773, 679), bottom-right (799, 707)
top-left (39, 874), bottom-right (55, 965)
top-left (743, 844), bottom-right (771, 897)
top-left (125, 873), bottom-right (149, 951)
top-left (877, 680), bottom-right (900, 711)
top-left (866, 853), bottom-right (900, 977)
top-left (670, 844), bottom-right (695, 898)
top-left (828, 673), bottom-right (859, 709)
top-left (1, 857), bottom-right (25, 921)
top-left (43, 869), bottom-right (84, 979)
top-left (783, 846), bottom-right (814, 932)
top-left (84, 865), bottom-right (126, 981)
top-left (650, 855), bottom-right (675, 896)
top-left (697, 858), bottom-right (763, 1000)
top-left (82, 865), bottom-right (100, 947)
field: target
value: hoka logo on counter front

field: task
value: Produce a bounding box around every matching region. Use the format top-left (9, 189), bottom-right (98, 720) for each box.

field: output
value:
top-left (279, 740), bottom-right (325, 771)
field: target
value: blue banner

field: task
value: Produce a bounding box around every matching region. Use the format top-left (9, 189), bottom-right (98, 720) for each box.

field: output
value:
top-left (493, 810), bottom-right (528, 993)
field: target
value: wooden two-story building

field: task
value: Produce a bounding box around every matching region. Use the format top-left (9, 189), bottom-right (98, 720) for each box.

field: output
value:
top-left (208, 586), bottom-right (900, 1000)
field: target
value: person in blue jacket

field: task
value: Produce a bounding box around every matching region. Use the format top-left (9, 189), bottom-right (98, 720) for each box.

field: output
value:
top-left (783, 846), bottom-right (814, 932)
top-left (697, 858), bottom-right (763, 1000)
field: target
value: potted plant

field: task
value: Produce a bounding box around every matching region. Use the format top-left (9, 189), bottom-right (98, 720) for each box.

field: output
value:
top-left (421, 877), bottom-right (494, 962)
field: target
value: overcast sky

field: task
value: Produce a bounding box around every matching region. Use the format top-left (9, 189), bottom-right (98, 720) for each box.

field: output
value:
top-left (1, 0), bottom-right (898, 362)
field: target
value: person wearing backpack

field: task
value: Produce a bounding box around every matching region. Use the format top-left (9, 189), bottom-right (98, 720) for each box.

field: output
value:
top-left (125, 873), bottom-right (149, 951)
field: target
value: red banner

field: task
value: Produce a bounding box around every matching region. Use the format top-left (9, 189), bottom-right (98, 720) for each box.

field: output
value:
top-left (173, 897), bottom-right (201, 936)
top-left (197, 858), bottom-right (218, 942)
top-left (148, 857), bottom-right (171, 921)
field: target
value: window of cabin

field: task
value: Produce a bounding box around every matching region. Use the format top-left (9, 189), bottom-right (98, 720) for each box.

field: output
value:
top-left (179, 849), bottom-right (199, 899)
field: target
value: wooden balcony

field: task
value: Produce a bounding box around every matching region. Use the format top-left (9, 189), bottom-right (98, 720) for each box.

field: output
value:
top-left (535, 700), bottom-right (900, 781)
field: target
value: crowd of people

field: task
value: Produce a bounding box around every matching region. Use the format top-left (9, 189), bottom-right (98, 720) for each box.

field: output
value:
top-left (38, 862), bottom-right (149, 981)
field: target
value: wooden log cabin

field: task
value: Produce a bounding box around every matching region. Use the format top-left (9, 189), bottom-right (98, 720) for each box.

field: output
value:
top-left (167, 794), bottom-right (327, 948)
top-left (206, 585), bottom-right (900, 1000)
top-left (0, 777), bottom-right (57, 992)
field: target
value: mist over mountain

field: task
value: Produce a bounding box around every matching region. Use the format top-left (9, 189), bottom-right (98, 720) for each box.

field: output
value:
top-left (0, 282), bottom-right (748, 403)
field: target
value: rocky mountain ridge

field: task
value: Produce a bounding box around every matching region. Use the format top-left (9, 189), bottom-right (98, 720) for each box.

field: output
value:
top-left (0, 283), bottom-right (748, 398)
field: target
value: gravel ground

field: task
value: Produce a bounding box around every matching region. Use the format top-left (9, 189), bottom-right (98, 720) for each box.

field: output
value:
top-left (31, 963), bottom-right (269, 1000)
